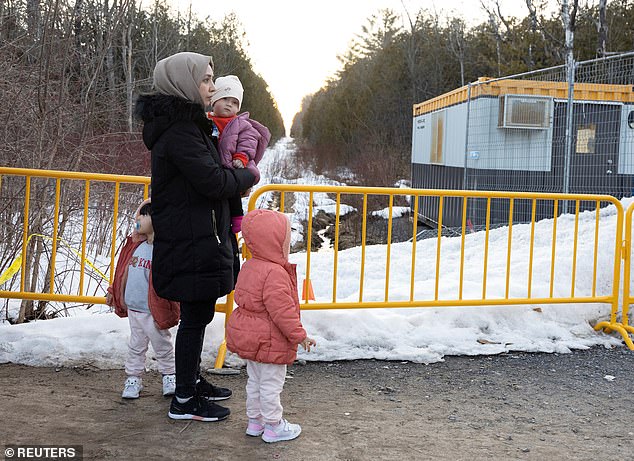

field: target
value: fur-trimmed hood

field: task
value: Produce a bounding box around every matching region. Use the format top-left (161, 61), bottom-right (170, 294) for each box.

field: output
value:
top-left (134, 94), bottom-right (212, 150)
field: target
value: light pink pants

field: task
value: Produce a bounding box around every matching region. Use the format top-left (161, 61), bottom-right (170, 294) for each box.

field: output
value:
top-left (125, 309), bottom-right (175, 377)
top-left (245, 360), bottom-right (287, 424)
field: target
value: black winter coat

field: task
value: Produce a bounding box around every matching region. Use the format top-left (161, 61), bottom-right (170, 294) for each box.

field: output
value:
top-left (135, 94), bottom-right (255, 302)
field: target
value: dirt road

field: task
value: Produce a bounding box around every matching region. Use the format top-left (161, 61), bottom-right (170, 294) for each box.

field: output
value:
top-left (2, 346), bottom-right (633, 460)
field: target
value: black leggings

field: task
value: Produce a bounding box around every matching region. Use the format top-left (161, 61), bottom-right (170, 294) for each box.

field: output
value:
top-left (175, 299), bottom-right (216, 398)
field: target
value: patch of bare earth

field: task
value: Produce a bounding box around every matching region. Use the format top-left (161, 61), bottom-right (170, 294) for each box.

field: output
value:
top-left (1, 347), bottom-right (633, 460)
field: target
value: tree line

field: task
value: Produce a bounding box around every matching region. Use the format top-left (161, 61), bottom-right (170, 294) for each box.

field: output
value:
top-left (291, 0), bottom-right (634, 187)
top-left (0, 0), bottom-right (284, 322)
top-left (0, 0), bottom-right (285, 176)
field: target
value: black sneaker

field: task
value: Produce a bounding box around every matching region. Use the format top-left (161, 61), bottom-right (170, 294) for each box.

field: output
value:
top-left (168, 395), bottom-right (230, 421)
top-left (196, 375), bottom-right (232, 401)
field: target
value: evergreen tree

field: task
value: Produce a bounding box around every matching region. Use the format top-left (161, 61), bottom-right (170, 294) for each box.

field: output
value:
top-left (295, 2), bottom-right (634, 186)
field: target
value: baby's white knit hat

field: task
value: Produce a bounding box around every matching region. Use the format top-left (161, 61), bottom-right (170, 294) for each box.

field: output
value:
top-left (210, 75), bottom-right (244, 110)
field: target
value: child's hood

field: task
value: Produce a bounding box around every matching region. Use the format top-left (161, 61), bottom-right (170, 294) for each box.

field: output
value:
top-left (241, 209), bottom-right (290, 265)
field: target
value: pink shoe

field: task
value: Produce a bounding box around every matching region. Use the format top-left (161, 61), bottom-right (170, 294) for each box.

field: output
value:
top-left (246, 418), bottom-right (265, 437)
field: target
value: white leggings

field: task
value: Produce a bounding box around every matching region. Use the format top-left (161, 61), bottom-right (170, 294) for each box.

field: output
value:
top-left (245, 360), bottom-right (287, 424)
top-left (125, 309), bottom-right (174, 377)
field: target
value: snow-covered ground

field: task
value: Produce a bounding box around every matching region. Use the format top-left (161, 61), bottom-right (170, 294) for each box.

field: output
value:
top-left (0, 137), bottom-right (629, 370)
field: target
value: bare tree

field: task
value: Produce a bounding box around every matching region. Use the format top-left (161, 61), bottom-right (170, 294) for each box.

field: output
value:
top-left (596, 0), bottom-right (607, 57)
top-left (447, 18), bottom-right (467, 86)
top-left (525, 0), bottom-right (585, 64)
top-left (480, 0), bottom-right (508, 76)
top-left (26, 0), bottom-right (41, 40)
top-left (122, 6), bottom-right (134, 132)
top-left (561, 0), bottom-right (579, 67)
top-left (400, 2), bottom-right (424, 102)
top-left (1, 0), bottom-right (285, 322)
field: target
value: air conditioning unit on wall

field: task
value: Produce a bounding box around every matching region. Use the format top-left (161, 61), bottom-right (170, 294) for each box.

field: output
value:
top-left (498, 95), bottom-right (552, 129)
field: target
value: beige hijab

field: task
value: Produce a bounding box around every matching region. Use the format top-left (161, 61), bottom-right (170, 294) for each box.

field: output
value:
top-left (153, 52), bottom-right (214, 107)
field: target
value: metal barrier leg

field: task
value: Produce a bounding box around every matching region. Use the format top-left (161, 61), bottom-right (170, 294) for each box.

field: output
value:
top-left (594, 321), bottom-right (634, 350)
top-left (594, 202), bottom-right (634, 349)
top-left (209, 291), bottom-right (239, 374)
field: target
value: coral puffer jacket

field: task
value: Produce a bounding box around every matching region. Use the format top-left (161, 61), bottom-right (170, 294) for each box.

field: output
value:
top-left (226, 209), bottom-right (307, 365)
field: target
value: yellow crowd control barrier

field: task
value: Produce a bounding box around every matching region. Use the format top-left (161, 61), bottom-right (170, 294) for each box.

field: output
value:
top-left (0, 233), bottom-right (109, 286)
top-left (248, 184), bottom-right (633, 350)
top-left (0, 167), bottom-right (234, 369)
top-left (0, 167), bottom-right (150, 303)
top-left (1, 167), bottom-right (633, 359)
top-left (597, 201), bottom-right (634, 346)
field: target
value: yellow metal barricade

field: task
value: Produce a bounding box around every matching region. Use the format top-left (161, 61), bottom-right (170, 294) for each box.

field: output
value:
top-left (599, 201), bottom-right (634, 347)
top-left (0, 167), bottom-right (235, 368)
top-left (0, 167), bottom-right (150, 303)
top-left (1, 167), bottom-right (633, 361)
top-left (248, 184), bottom-right (632, 349)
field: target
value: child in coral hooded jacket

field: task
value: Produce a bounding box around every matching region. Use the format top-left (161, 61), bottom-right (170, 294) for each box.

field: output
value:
top-left (226, 209), bottom-right (316, 443)
top-left (106, 199), bottom-right (180, 399)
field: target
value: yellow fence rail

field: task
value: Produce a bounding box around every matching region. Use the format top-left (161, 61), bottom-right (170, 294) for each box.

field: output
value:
top-left (1, 168), bottom-right (633, 357)
top-left (0, 167), bottom-right (150, 304)
top-left (600, 201), bottom-right (634, 346)
top-left (249, 184), bottom-right (633, 349)
top-left (0, 167), bottom-right (235, 369)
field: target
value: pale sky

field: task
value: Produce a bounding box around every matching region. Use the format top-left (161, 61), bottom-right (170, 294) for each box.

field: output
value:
top-left (168, 1), bottom-right (535, 131)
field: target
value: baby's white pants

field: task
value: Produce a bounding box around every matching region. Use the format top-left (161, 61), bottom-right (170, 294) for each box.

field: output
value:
top-left (245, 360), bottom-right (287, 424)
top-left (125, 309), bottom-right (174, 377)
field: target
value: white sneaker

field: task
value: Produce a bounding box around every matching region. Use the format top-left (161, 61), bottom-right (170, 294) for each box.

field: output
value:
top-left (246, 418), bottom-right (265, 437)
top-left (122, 376), bottom-right (143, 399)
top-left (162, 374), bottom-right (176, 396)
top-left (261, 419), bottom-right (302, 443)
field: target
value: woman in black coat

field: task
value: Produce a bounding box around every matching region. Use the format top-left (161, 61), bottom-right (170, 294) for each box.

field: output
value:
top-left (135, 52), bottom-right (255, 422)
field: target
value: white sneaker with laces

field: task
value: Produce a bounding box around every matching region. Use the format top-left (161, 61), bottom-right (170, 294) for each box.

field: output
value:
top-left (261, 419), bottom-right (302, 443)
top-left (122, 376), bottom-right (143, 399)
top-left (162, 374), bottom-right (176, 396)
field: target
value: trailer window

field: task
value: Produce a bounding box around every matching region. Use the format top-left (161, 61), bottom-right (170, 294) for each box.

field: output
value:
top-left (628, 111), bottom-right (634, 129)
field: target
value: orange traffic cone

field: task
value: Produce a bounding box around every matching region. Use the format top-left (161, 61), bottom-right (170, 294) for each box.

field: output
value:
top-left (302, 278), bottom-right (315, 301)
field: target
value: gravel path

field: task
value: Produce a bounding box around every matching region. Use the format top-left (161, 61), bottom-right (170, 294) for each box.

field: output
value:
top-left (1, 346), bottom-right (633, 460)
